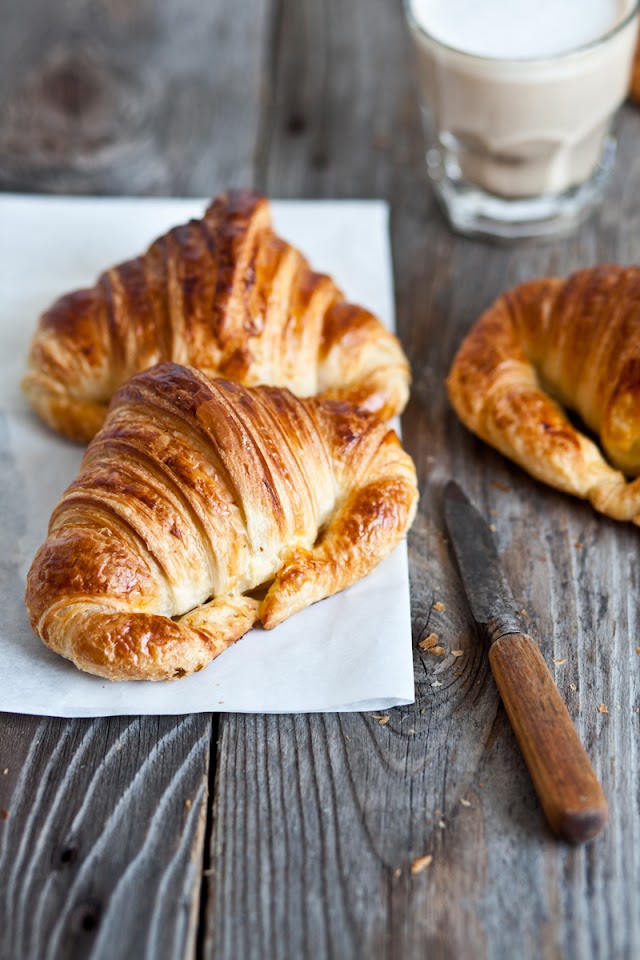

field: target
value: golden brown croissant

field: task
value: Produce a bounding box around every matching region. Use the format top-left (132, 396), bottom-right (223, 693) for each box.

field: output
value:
top-left (22, 189), bottom-right (410, 442)
top-left (630, 32), bottom-right (640, 102)
top-left (447, 265), bottom-right (640, 521)
top-left (25, 363), bottom-right (418, 681)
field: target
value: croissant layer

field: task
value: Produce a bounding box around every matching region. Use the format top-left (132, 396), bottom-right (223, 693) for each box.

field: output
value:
top-left (447, 265), bottom-right (640, 521)
top-left (23, 190), bottom-right (410, 441)
top-left (26, 363), bottom-right (418, 680)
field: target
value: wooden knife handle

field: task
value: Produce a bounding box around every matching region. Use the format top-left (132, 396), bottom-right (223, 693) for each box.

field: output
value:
top-left (488, 632), bottom-right (608, 843)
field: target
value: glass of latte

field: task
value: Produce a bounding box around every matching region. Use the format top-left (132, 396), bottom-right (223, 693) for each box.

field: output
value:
top-left (405, 0), bottom-right (640, 240)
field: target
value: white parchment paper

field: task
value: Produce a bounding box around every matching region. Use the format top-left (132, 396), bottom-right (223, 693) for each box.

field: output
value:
top-left (0, 195), bottom-right (415, 717)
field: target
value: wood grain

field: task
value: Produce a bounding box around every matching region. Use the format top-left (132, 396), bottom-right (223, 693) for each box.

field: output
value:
top-left (0, 0), bottom-right (270, 195)
top-left (0, 712), bottom-right (210, 960)
top-left (0, 0), bottom-right (640, 958)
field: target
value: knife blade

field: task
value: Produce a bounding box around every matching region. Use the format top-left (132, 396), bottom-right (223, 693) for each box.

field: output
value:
top-left (444, 480), bottom-right (608, 844)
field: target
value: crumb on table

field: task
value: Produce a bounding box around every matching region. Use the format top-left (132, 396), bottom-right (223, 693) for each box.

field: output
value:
top-left (410, 854), bottom-right (433, 875)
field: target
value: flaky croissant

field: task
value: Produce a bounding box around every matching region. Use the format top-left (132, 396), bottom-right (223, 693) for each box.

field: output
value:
top-left (26, 363), bottom-right (418, 681)
top-left (447, 265), bottom-right (640, 521)
top-left (22, 189), bottom-right (410, 442)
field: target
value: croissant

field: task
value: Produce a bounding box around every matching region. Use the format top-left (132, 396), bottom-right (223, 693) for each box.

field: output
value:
top-left (631, 32), bottom-right (640, 102)
top-left (22, 189), bottom-right (410, 443)
top-left (447, 265), bottom-right (640, 522)
top-left (25, 363), bottom-right (418, 681)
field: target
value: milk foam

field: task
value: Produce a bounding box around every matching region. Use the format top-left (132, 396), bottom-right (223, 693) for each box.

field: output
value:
top-left (409, 0), bottom-right (630, 59)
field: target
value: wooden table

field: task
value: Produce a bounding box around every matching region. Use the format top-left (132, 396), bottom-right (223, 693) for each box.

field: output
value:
top-left (1, 2), bottom-right (639, 957)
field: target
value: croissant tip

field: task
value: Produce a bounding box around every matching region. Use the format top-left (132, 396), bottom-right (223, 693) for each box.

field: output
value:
top-left (204, 186), bottom-right (268, 221)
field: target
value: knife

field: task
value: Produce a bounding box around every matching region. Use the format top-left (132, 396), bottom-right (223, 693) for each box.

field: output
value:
top-left (443, 480), bottom-right (608, 844)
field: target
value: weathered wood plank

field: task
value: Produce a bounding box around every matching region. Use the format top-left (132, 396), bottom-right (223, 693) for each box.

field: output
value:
top-left (0, 0), bottom-right (270, 196)
top-left (261, 0), bottom-right (424, 201)
top-left (0, 712), bottom-right (210, 960)
top-left (0, 1), bottom-right (271, 957)
top-left (206, 0), bottom-right (640, 957)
